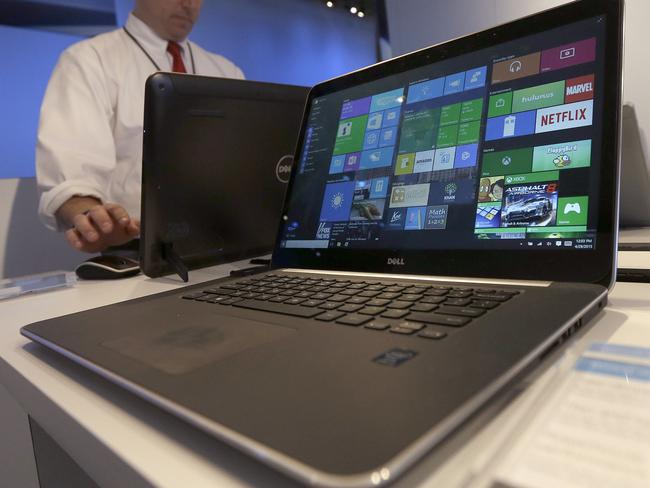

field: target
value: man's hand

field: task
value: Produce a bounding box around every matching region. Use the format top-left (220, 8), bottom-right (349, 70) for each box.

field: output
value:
top-left (56, 197), bottom-right (140, 253)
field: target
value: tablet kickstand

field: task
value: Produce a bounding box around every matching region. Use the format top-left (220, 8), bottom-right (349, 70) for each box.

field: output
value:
top-left (162, 242), bottom-right (189, 282)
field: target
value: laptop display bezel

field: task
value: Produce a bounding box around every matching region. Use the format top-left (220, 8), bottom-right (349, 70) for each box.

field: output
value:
top-left (272, 0), bottom-right (623, 288)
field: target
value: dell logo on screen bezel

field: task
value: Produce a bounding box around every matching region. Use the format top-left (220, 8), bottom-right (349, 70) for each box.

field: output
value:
top-left (387, 257), bottom-right (405, 266)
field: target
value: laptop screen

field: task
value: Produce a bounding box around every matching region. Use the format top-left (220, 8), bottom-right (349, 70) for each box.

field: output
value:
top-left (280, 16), bottom-right (607, 253)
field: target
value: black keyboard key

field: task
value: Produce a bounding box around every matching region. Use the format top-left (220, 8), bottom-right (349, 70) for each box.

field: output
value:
top-left (338, 304), bottom-right (363, 313)
top-left (315, 311), bottom-right (345, 322)
top-left (269, 296), bottom-right (289, 303)
top-left (402, 287), bottom-right (424, 294)
top-left (410, 303), bottom-right (438, 313)
top-left (447, 291), bottom-right (473, 298)
top-left (346, 296), bottom-right (370, 305)
top-left (358, 306), bottom-right (386, 316)
top-left (472, 294), bottom-right (511, 302)
top-left (328, 294), bottom-right (348, 302)
top-left (377, 292), bottom-right (401, 300)
top-left (233, 300), bottom-right (322, 318)
top-left (365, 285), bottom-right (386, 291)
top-left (347, 283), bottom-right (367, 290)
top-left (366, 298), bottom-right (391, 307)
top-left (303, 300), bottom-right (325, 307)
top-left (389, 326), bottom-right (416, 335)
top-left (444, 298), bottom-right (472, 307)
top-left (285, 297), bottom-right (307, 305)
top-left (296, 291), bottom-right (313, 298)
top-left (336, 314), bottom-right (372, 326)
top-left (400, 294), bottom-right (423, 302)
top-left (436, 307), bottom-right (485, 318)
top-left (470, 300), bottom-right (500, 310)
top-left (182, 292), bottom-right (207, 300)
top-left (194, 295), bottom-right (214, 302)
top-left (341, 289), bottom-right (359, 296)
top-left (207, 295), bottom-right (231, 304)
top-left (220, 297), bottom-right (243, 305)
top-left (319, 301), bottom-right (342, 310)
top-left (364, 321), bottom-right (391, 331)
top-left (418, 330), bottom-right (447, 340)
top-left (381, 309), bottom-right (410, 319)
top-left (359, 290), bottom-right (381, 298)
top-left (386, 301), bottom-right (412, 309)
top-left (424, 289), bottom-right (448, 296)
top-left (407, 312), bottom-right (471, 327)
top-left (421, 296), bottom-right (446, 304)
top-left (202, 288), bottom-right (233, 296)
top-left (312, 293), bottom-right (333, 300)
top-left (398, 321), bottom-right (425, 331)
top-left (476, 288), bottom-right (497, 294)
top-left (383, 286), bottom-right (406, 293)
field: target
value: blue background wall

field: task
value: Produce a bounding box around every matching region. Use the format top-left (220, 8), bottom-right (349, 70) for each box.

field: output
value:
top-left (2, 0), bottom-right (378, 178)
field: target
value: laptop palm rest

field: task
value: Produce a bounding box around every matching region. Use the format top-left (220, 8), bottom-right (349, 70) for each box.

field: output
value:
top-left (103, 317), bottom-right (295, 376)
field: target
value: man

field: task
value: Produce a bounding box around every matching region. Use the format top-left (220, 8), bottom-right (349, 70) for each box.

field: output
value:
top-left (36, 0), bottom-right (244, 253)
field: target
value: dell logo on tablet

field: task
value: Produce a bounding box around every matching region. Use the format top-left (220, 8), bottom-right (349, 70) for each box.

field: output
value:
top-left (387, 258), bottom-right (405, 266)
top-left (275, 155), bottom-right (293, 183)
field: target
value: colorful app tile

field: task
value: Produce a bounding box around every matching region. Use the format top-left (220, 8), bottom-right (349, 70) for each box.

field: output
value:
top-left (398, 108), bottom-right (440, 153)
top-left (370, 176), bottom-right (389, 199)
top-left (502, 182), bottom-right (558, 228)
top-left (382, 107), bottom-right (402, 127)
top-left (475, 203), bottom-right (502, 228)
top-left (433, 147), bottom-right (456, 171)
top-left (428, 178), bottom-right (476, 205)
top-left (350, 198), bottom-right (386, 221)
top-left (457, 121), bottom-right (480, 145)
top-left (512, 80), bottom-right (565, 113)
top-left (407, 77), bottom-right (444, 104)
top-left (485, 110), bottom-right (536, 141)
top-left (460, 98), bottom-right (484, 123)
top-left (329, 154), bottom-right (346, 174)
top-left (477, 176), bottom-right (505, 203)
top-left (540, 37), bottom-right (596, 73)
top-left (354, 179), bottom-right (372, 200)
top-left (319, 181), bottom-right (355, 222)
top-left (440, 103), bottom-right (462, 126)
top-left (386, 207), bottom-right (406, 230)
top-left (344, 152), bottom-right (361, 172)
top-left (395, 153), bottom-right (415, 175)
top-left (359, 146), bottom-right (395, 170)
top-left (492, 52), bottom-right (541, 85)
top-left (504, 170), bottom-right (559, 186)
top-left (389, 183), bottom-right (430, 208)
top-left (532, 139), bottom-right (591, 172)
top-left (488, 92), bottom-right (513, 118)
top-left (370, 88), bottom-right (404, 113)
top-left (315, 221), bottom-right (332, 240)
top-left (366, 111), bottom-right (384, 131)
top-left (413, 150), bottom-right (435, 173)
top-left (340, 97), bottom-right (371, 120)
top-left (405, 206), bottom-right (427, 230)
top-left (444, 72), bottom-right (465, 95)
top-left (482, 147), bottom-right (533, 176)
top-left (464, 66), bottom-right (487, 91)
top-left (454, 143), bottom-right (478, 168)
top-left (425, 205), bottom-right (449, 229)
top-left (363, 130), bottom-right (380, 150)
top-left (557, 196), bottom-right (589, 226)
top-left (380, 127), bottom-right (397, 147)
top-left (535, 100), bottom-right (593, 134)
top-left (333, 114), bottom-right (368, 155)
top-left (436, 124), bottom-right (458, 148)
top-left (565, 74), bottom-right (595, 103)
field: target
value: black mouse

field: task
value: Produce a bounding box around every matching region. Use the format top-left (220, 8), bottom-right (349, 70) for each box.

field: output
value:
top-left (75, 255), bottom-right (141, 280)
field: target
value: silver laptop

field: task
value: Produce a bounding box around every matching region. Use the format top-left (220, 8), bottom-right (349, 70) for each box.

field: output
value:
top-left (21, 1), bottom-right (624, 486)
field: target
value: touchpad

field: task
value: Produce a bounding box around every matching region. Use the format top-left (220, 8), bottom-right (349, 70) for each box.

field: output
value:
top-left (102, 316), bottom-right (295, 375)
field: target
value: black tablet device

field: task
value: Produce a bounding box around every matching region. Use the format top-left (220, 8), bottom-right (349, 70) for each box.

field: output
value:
top-left (140, 74), bottom-right (308, 280)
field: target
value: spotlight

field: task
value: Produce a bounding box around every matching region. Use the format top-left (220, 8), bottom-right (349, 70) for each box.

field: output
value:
top-left (326, 1), bottom-right (334, 7)
top-left (357, 10), bottom-right (365, 17)
top-left (350, 6), bottom-right (358, 14)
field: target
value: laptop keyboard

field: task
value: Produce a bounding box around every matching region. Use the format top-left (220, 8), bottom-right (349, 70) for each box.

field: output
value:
top-left (182, 274), bottom-right (520, 341)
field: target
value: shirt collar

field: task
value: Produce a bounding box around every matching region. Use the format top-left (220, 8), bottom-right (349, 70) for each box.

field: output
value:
top-left (125, 12), bottom-right (189, 60)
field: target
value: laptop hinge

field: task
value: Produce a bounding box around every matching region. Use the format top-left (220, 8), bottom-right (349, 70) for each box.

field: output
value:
top-left (162, 242), bottom-right (189, 283)
top-left (280, 268), bottom-right (551, 287)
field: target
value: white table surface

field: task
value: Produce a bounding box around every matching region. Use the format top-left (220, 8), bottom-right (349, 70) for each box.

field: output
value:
top-left (1, 248), bottom-right (650, 487)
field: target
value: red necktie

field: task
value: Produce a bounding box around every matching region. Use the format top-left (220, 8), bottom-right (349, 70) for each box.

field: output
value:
top-left (167, 41), bottom-right (187, 73)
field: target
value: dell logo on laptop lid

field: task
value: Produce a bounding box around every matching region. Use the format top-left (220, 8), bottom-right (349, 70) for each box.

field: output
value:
top-left (276, 155), bottom-right (293, 183)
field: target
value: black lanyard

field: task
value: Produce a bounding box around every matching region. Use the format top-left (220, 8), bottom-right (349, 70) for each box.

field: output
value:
top-left (123, 27), bottom-right (196, 74)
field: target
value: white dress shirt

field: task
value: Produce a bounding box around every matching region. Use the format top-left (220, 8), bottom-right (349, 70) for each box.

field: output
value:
top-left (36, 13), bottom-right (244, 230)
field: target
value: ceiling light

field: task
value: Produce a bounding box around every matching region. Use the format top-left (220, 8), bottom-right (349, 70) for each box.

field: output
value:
top-left (326, 1), bottom-right (334, 7)
top-left (357, 10), bottom-right (365, 17)
top-left (350, 6), bottom-right (358, 14)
